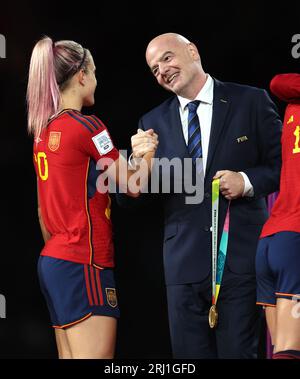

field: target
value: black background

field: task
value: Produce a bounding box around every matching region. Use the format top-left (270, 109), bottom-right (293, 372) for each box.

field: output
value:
top-left (0, 1), bottom-right (299, 359)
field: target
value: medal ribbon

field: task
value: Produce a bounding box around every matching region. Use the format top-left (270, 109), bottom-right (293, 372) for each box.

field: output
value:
top-left (212, 179), bottom-right (230, 306)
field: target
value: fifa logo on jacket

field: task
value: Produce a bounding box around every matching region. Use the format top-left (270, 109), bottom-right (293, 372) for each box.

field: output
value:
top-left (0, 34), bottom-right (6, 59)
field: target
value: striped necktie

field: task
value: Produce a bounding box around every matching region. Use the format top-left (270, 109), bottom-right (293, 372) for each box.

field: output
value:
top-left (187, 100), bottom-right (203, 172)
top-left (186, 100), bottom-right (204, 203)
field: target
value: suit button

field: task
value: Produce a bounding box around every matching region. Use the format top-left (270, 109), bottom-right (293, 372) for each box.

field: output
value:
top-left (205, 192), bottom-right (210, 198)
top-left (204, 226), bottom-right (210, 232)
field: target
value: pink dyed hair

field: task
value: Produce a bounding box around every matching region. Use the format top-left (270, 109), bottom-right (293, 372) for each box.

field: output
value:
top-left (27, 36), bottom-right (90, 137)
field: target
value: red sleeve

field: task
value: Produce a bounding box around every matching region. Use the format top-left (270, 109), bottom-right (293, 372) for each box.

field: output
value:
top-left (270, 74), bottom-right (300, 103)
top-left (76, 114), bottom-right (119, 167)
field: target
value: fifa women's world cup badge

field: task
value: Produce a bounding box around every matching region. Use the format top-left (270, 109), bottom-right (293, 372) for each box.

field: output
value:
top-left (48, 131), bottom-right (61, 152)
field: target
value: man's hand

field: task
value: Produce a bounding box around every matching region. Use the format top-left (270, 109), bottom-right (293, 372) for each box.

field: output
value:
top-left (131, 128), bottom-right (158, 158)
top-left (213, 170), bottom-right (245, 200)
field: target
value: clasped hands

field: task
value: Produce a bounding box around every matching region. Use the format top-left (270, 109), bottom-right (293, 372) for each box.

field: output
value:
top-left (131, 128), bottom-right (158, 159)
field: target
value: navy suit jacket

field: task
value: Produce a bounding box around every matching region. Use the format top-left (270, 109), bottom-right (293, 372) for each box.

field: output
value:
top-left (118, 78), bottom-right (282, 285)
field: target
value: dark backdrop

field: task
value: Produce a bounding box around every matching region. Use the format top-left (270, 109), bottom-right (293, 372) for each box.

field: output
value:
top-left (0, 1), bottom-right (299, 358)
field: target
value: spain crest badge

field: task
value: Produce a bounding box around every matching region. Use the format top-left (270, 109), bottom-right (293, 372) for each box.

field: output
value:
top-left (105, 288), bottom-right (118, 308)
top-left (48, 131), bottom-right (61, 152)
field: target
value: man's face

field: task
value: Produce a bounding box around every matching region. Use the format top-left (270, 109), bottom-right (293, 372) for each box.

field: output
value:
top-left (146, 37), bottom-right (199, 96)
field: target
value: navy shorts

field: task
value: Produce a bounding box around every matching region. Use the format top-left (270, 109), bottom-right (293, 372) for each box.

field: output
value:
top-left (256, 231), bottom-right (300, 307)
top-left (38, 256), bottom-right (120, 329)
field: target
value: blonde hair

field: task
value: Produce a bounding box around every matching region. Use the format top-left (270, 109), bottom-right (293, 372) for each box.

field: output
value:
top-left (27, 36), bottom-right (90, 138)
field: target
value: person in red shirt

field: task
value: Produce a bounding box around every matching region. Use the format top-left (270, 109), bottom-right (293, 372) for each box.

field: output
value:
top-left (256, 73), bottom-right (300, 359)
top-left (27, 36), bottom-right (158, 358)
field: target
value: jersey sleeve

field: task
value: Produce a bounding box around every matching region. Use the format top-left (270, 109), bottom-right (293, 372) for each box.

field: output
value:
top-left (270, 74), bottom-right (300, 103)
top-left (76, 114), bottom-right (120, 168)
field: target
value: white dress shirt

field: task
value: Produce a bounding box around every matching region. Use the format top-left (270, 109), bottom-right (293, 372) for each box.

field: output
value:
top-left (177, 74), bottom-right (253, 197)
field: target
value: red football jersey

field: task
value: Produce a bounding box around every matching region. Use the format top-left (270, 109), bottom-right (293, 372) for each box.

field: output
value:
top-left (261, 74), bottom-right (300, 237)
top-left (33, 109), bottom-right (120, 267)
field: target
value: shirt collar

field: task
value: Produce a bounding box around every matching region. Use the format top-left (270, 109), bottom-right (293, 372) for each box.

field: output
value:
top-left (177, 74), bottom-right (214, 111)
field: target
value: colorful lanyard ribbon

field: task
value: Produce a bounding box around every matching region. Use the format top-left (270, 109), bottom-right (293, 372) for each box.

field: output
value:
top-left (209, 178), bottom-right (230, 328)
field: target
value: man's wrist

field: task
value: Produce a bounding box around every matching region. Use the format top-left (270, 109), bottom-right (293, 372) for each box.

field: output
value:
top-left (239, 171), bottom-right (254, 197)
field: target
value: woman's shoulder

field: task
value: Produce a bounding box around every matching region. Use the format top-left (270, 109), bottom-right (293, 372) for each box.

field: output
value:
top-left (49, 109), bottom-right (106, 135)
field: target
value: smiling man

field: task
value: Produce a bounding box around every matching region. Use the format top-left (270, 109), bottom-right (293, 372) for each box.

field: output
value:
top-left (147, 34), bottom-right (205, 100)
top-left (121, 33), bottom-right (282, 358)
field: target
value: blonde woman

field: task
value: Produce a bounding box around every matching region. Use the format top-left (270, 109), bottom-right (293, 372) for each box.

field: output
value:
top-left (27, 36), bottom-right (157, 358)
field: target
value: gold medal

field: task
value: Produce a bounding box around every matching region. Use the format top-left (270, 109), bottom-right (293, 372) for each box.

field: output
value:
top-left (209, 304), bottom-right (218, 328)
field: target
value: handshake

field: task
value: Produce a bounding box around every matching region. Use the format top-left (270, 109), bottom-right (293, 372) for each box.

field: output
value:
top-left (130, 128), bottom-right (159, 159)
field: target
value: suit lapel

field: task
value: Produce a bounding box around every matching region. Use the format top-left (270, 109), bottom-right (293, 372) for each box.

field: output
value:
top-left (206, 79), bottom-right (230, 176)
top-left (162, 97), bottom-right (189, 158)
